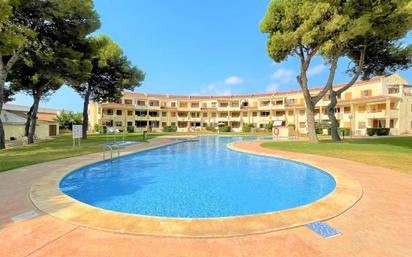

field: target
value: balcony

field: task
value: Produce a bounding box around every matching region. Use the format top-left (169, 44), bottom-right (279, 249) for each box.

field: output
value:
top-left (367, 110), bottom-right (386, 119)
top-left (389, 109), bottom-right (400, 118)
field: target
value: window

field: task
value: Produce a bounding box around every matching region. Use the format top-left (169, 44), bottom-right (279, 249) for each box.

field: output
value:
top-left (115, 121), bottom-right (122, 127)
top-left (344, 92), bottom-right (352, 100)
top-left (149, 100), bottom-right (159, 107)
top-left (135, 121), bottom-right (147, 128)
top-left (288, 111), bottom-right (294, 116)
top-left (287, 99), bottom-right (296, 105)
top-left (299, 122), bottom-right (305, 129)
top-left (171, 102), bottom-right (176, 108)
top-left (202, 112), bottom-right (208, 118)
top-left (219, 102), bottom-right (228, 107)
top-left (201, 103), bottom-right (207, 108)
top-left (191, 112), bottom-right (200, 118)
top-left (124, 99), bottom-right (133, 104)
top-left (170, 112), bottom-right (176, 117)
top-left (179, 102), bottom-right (188, 108)
top-left (211, 102), bottom-right (217, 108)
top-left (344, 107), bottom-right (351, 114)
top-left (135, 111), bottom-right (147, 117)
top-left (162, 112), bottom-right (167, 117)
top-left (260, 101), bottom-right (270, 107)
top-left (162, 122), bottom-right (167, 127)
top-left (136, 100), bottom-right (146, 106)
top-left (260, 111), bottom-right (270, 117)
top-left (361, 89), bottom-right (372, 97)
top-left (388, 87), bottom-right (399, 94)
top-left (116, 110), bottom-right (122, 115)
top-left (127, 110), bottom-right (133, 116)
top-left (358, 122), bottom-right (366, 129)
top-left (358, 105), bottom-right (366, 113)
top-left (106, 109), bottom-right (113, 115)
top-left (389, 119), bottom-right (394, 128)
top-left (127, 121), bottom-right (133, 126)
top-left (191, 102), bottom-right (199, 108)
top-left (149, 111), bottom-right (158, 117)
top-left (252, 112), bottom-right (257, 117)
top-left (299, 110), bottom-right (305, 115)
top-left (243, 112), bottom-right (248, 117)
top-left (105, 121), bottom-right (113, 126)
top-left (211, 113), bottom-right (216, 118)
top-left (171, 122), bottom-right (176, 126)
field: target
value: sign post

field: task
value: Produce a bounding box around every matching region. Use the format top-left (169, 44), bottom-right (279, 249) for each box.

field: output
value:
top-left (72, 125), bottom-right (82, 148)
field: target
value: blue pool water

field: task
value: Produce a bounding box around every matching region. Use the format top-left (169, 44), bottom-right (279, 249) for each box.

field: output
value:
top-left (60, 136), bottom-right (336, 218)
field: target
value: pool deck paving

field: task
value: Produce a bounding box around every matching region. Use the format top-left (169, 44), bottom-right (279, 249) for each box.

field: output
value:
top-left (0, 139), bottom-right (412, 257)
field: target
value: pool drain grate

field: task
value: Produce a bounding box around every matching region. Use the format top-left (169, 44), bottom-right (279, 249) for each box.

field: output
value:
top-left (305, 221), bottom-right (341, 238)
top-left (10, 210), bottom-right (39, 222)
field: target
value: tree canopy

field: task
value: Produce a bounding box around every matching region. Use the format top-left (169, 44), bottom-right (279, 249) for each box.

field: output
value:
top-left (260, 0), bottom-right (412, 142)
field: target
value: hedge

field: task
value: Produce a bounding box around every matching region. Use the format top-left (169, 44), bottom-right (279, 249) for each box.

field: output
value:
top-left (242, 123), bottom-right (253, 132)
top-left (367, 128), bottom-right (390, 136)
top-left (220, 126), bottom-right (232, 132)
top-left (162, 126), bottom-right (177, 132)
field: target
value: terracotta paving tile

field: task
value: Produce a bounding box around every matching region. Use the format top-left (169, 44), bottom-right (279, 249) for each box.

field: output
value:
top-left (1, 139), bottom-right (412, 256)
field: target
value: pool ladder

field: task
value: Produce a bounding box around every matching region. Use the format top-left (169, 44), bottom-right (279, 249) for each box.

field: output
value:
top-left (103, 145), bottom-right (120, 162)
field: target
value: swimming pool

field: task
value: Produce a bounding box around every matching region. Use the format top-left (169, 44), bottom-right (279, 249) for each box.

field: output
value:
top-left (60, 136), bottom-right (336, 218)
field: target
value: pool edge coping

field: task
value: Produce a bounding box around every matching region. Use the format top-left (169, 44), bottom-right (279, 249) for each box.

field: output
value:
top-left (29, 138), bottom-right (363, 238)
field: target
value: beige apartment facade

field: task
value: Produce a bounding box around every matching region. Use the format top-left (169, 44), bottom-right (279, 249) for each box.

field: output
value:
top-left (88, 73), bottom-right (412, 136)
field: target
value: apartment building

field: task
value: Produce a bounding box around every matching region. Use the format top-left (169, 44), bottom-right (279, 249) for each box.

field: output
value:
top-left (88, 73), bottom-right (412, 135)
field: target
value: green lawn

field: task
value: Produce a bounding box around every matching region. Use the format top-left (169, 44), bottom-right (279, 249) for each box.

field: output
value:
top-left (0, 133), bottom-right (163, 172)
top-left (261, 137), bottom-right (412, 174)
top-left (0, 131), bottom-right (274, 172)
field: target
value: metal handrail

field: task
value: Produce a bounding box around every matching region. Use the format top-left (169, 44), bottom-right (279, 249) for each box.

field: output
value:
top-left (103, 144), bottom-right (121, 162)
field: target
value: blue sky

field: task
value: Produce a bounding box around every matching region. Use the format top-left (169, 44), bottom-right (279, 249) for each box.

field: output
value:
top-left (11, 0), bottom-right (412, 112)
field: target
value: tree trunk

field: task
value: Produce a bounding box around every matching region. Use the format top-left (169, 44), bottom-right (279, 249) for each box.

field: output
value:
top-left (81, 86), bottom-right (91, 139)
top-left (327, 90), bottom-right (341, 141)
top-left (28, 94), bottom-right (41, 144)
top-left (305, 103), bottom-right (319, 143)
top-left (24, 104), bottom-right (34, 137)
top-left (0, 72), bottom-right (6, 149)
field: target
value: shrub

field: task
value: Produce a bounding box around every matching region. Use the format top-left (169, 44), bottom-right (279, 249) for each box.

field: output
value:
top-left (265, 122), bottom-right (273, 131)
top-left (220, 126), bottom-right (231, 132)
top-left (206, 125), bottom-right (216, 132)
top-left (315, 121), bottom-right (331, 135)
top-left (367, 128), bottom-right (390, 136)
top-left (377, 128), bottom-right (390, 136)
top-left (242, 123), bottom-right (253, 132)
top-left (338, 128), bottom-right (351, 136)
top-left (366, 128), bottom-right (376, 136)
top-left (162, 126), bottom-right (177, 132)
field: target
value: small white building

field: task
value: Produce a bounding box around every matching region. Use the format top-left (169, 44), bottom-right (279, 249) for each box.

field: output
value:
top-left (0, 104), bottom-right (61, 141)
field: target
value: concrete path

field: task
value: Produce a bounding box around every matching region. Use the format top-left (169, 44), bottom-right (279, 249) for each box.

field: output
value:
top-left (1, 139), bottom-right (411, 257)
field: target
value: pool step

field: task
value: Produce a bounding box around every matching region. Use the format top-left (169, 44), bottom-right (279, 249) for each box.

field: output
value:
top-left (305, 221), bottom-right (341, 238)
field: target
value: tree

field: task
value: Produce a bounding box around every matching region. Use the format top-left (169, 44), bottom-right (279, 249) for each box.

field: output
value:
top-left (3, 0), bottom-right (100, 145)
top-left (56, 111), bottom-right (83, 130)
top-left (260, 0), bottom-right (412, 143)
top-left (70, 35), bottom-right (145, 139)
top-left (0, 0), bottom-right (33, 149)
top-left (323, 1), bottom-right (412, 141)
top-left (260, 0), bottom-right (350, 143)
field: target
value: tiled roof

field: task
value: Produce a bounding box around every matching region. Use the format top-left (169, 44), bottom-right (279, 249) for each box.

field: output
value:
top-left (123, 76), bottom-right (384, 100)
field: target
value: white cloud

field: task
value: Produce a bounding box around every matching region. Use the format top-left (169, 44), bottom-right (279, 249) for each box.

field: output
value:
top-left (307, 64), bottom-right (327, 77)
top-left (224, 76), bottom-right (245, 85)
top-left (265, 82), bottom-right (280, 92)
top-left (271, 68), bottom-right (295, 84)
top-left (194, 76), bottom-right (246, 95)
